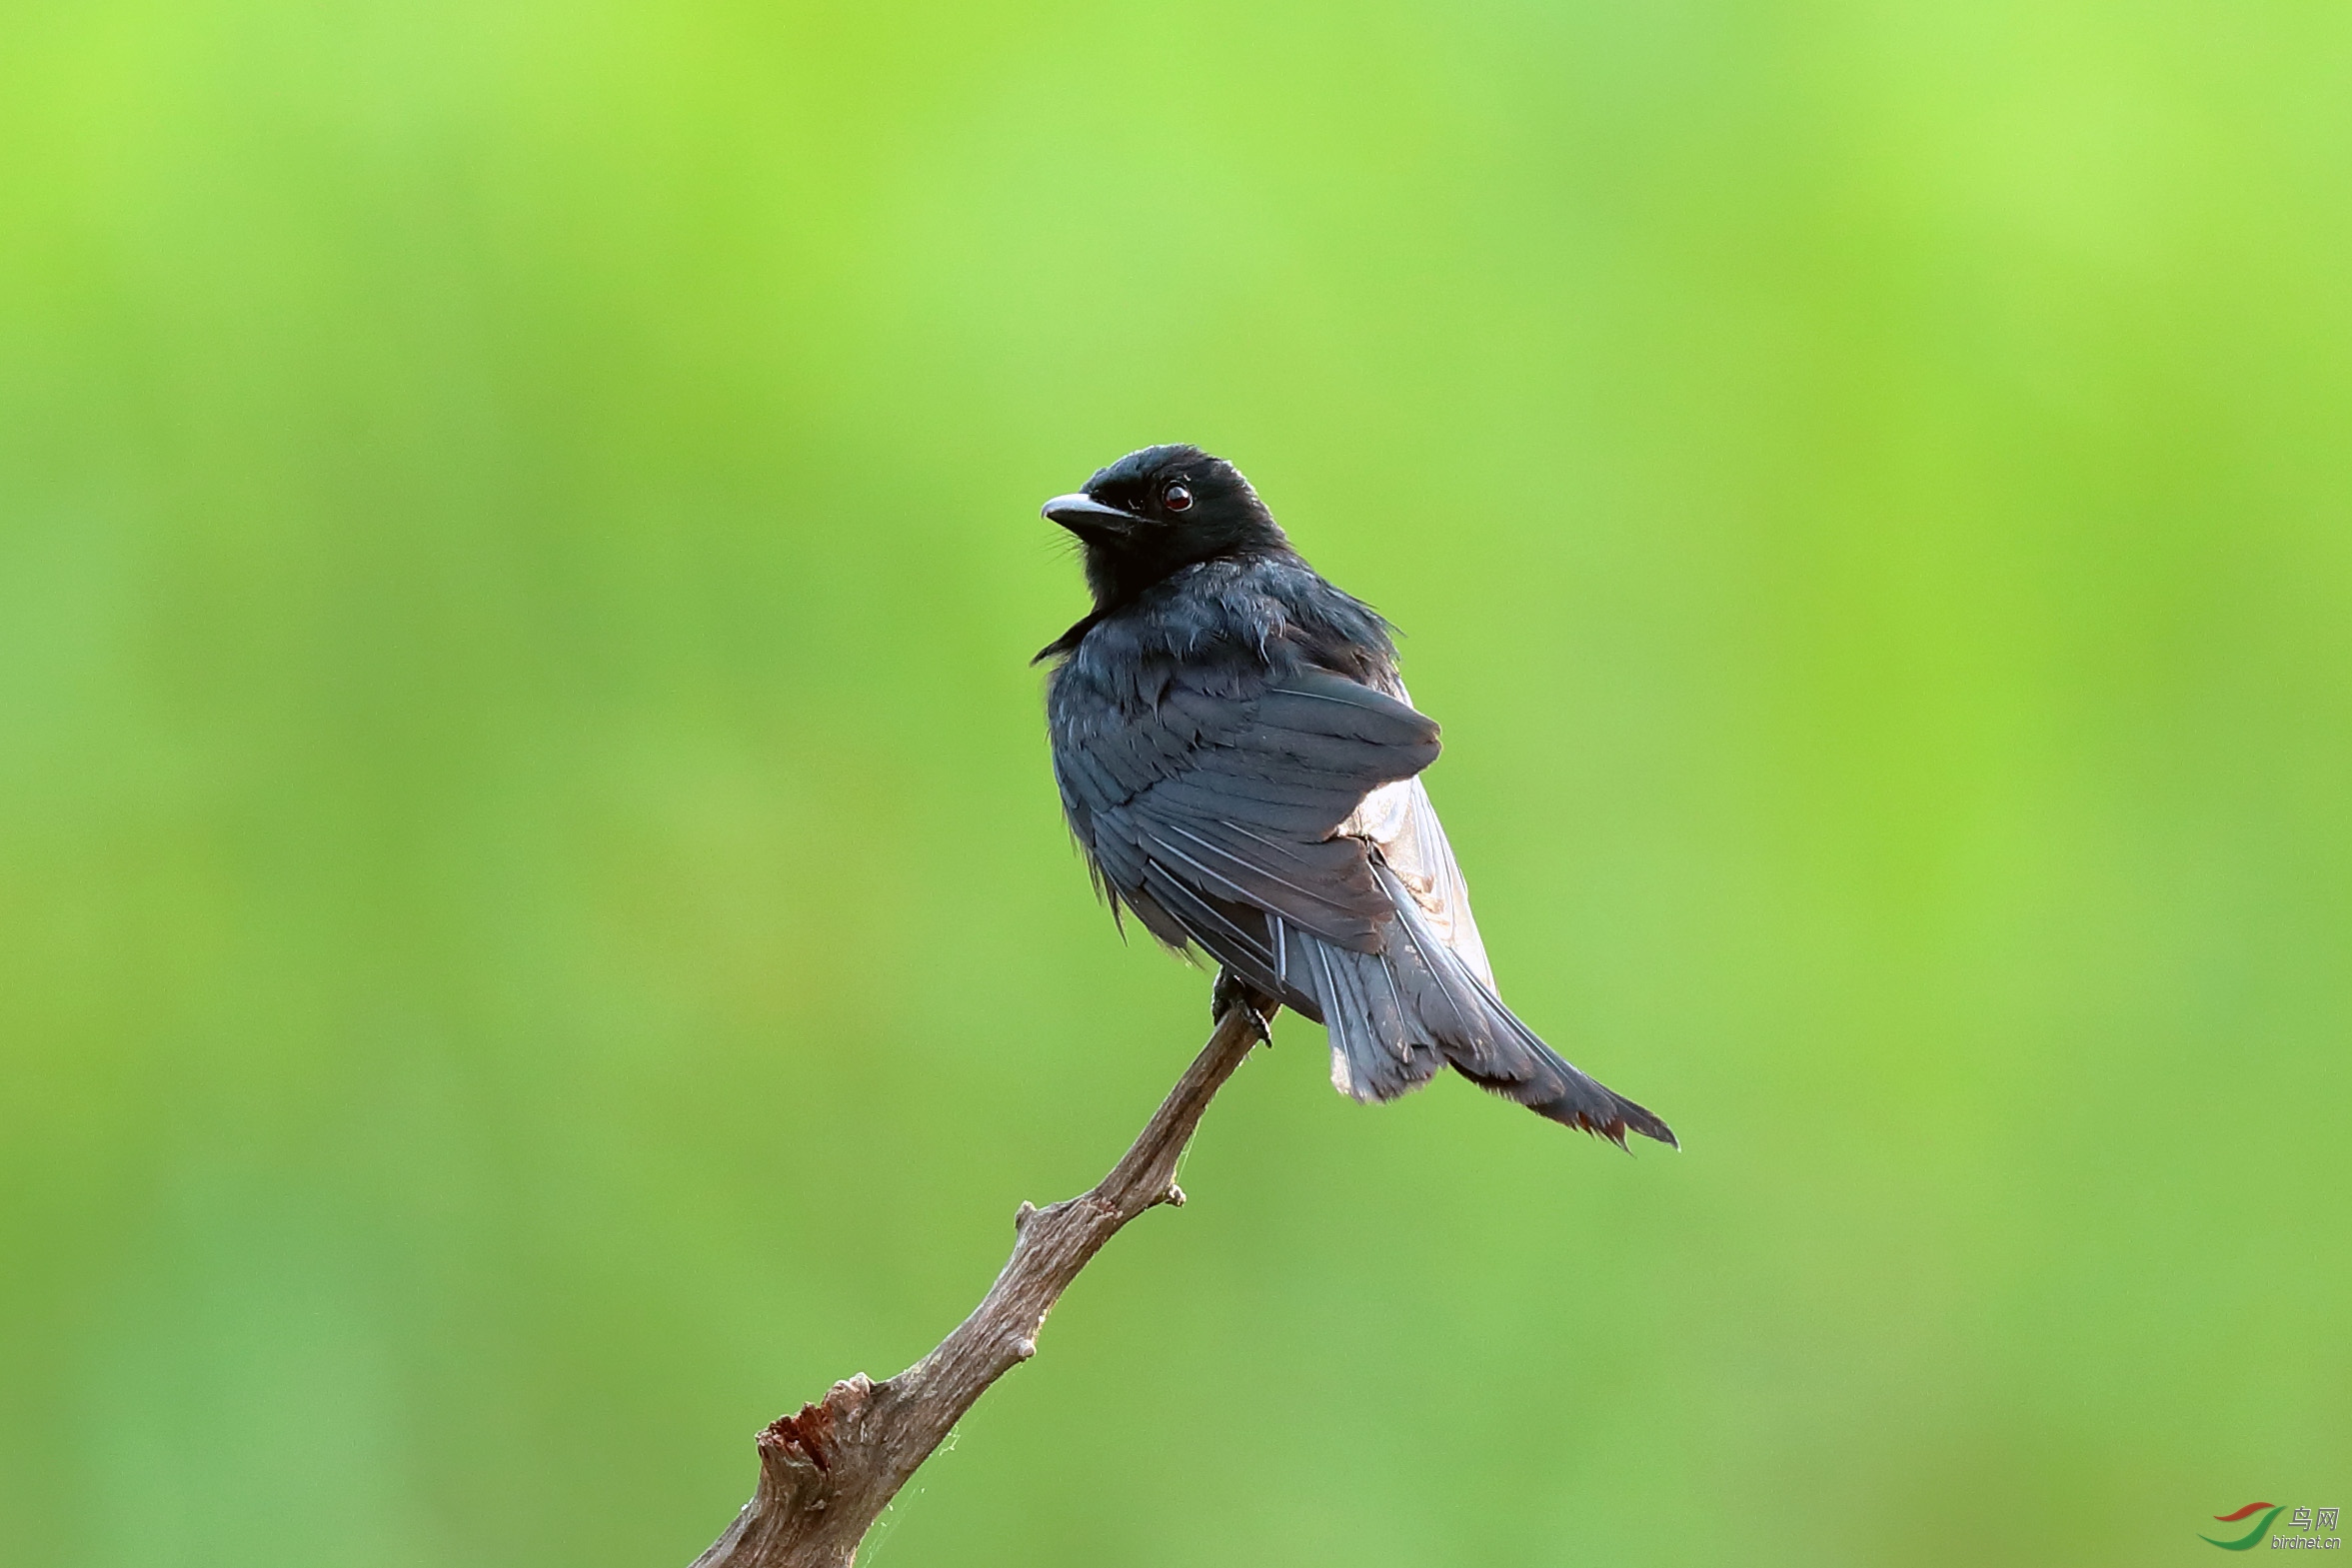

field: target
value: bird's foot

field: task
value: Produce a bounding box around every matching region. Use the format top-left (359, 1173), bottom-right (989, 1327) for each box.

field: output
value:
top-left (1211, 969), bottom-right (1275, 1044)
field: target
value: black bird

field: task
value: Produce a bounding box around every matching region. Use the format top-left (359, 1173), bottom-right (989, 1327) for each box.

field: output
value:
top-left (1037, 445), bottom-right (1675, 1147)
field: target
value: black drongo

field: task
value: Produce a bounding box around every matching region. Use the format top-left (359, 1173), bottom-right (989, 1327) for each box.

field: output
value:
top-left (1037, 445), bottom-right (1674, 1147)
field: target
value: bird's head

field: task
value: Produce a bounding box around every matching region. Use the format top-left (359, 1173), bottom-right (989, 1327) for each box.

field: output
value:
top-left (1043, 445), bottom-right (1289, 608)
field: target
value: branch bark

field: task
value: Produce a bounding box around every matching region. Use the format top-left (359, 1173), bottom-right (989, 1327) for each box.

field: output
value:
top-left (689, 1003), bottom-right (1269, 1568)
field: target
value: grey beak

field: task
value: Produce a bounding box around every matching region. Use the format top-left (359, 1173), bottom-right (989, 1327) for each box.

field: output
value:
top-left (1042, 493), bottom-right (1135, 534)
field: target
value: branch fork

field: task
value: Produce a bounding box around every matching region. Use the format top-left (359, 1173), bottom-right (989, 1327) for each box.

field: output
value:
top-left (690, 1003), bottom-right (1269, 1568)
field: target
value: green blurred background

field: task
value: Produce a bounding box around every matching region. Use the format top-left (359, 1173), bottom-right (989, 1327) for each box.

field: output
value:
top-left (3, 1), bottom-right (2347, 1563)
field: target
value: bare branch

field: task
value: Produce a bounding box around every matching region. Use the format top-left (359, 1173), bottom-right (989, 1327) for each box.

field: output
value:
top-left (689, 1002), bottom-right (1269, 1568)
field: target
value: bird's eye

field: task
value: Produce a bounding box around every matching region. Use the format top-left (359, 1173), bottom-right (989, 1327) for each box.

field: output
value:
top-left (1162, 483), bottom-right (1193, 513)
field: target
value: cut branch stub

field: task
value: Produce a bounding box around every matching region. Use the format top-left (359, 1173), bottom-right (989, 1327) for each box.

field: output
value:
top-left (690, 1004), bottom-right (1269, 1568)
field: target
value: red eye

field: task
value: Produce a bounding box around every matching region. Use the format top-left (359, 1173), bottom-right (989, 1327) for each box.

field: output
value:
top-left (1163, 483), bottom-right (1193, 512)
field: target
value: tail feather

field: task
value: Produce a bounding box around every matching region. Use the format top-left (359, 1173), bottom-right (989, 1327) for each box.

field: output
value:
top-left (1280, 877), bottom-right (1677, 1149)
top-left (1305, 935), bottom-right (1441, 1101)
top-left (1376, 878), bottom-right (1505, 1075)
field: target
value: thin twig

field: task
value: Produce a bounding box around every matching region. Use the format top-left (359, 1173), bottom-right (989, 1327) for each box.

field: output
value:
top-left (688, 1003), bottom-right (1269, 1568)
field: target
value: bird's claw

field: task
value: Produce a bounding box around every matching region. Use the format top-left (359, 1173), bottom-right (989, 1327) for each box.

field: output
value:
top-left (1211, 969), bottom-right (1272, 1043)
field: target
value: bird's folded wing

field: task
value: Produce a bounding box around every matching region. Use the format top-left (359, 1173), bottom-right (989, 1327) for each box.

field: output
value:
top-left (1054, 669), bottom-right (1440, 952)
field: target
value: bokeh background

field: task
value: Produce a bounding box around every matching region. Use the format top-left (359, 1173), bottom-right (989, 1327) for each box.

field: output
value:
top-left (4, 1), bottom-right (2347, 1564)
